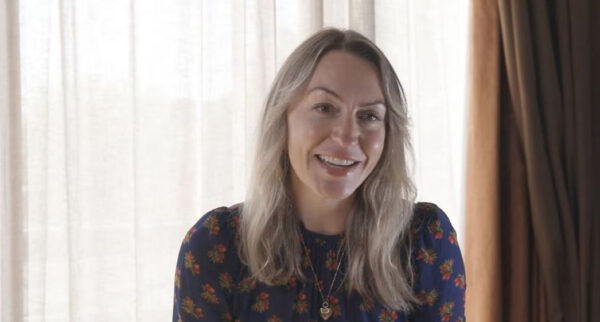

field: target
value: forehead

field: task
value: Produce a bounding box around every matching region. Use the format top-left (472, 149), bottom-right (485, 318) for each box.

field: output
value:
top-left (304, 50), bottom-right (384, 100)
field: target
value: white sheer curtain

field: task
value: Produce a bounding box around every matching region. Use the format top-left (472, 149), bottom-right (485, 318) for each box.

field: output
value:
top-left (0, 0), bottom-right (469, 321)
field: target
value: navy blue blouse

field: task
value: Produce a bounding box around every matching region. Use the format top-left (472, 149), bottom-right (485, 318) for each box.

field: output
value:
top-left (173, 202), bottom-right (466, 321)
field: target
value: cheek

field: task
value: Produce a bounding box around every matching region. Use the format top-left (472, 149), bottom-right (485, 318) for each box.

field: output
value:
top-left (287, 128), bottom-right (303, 162)
top-left (287, 115), bottom-right (319, 163)
top-left (363, 128), bottom-right (386, 161)
top-left (289, 117), bottom-right (323, 148)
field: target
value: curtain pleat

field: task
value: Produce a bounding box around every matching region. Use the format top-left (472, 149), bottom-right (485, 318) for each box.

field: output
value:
top-left (1, 1), bottom-right (25, 321)
top-left (498, 63), bottom-right (531, 321)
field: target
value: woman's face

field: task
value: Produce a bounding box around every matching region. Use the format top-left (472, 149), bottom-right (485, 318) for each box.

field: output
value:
top-left (287, 50), bottom-right (386, 202)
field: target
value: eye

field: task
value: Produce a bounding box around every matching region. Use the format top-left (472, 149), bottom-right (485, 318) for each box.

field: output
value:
top-left (314, 103), bottom-right (335, 114)
top-left (358, 110), bottom-right (383, 122)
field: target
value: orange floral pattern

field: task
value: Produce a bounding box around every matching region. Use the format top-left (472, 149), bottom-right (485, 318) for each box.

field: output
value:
top-left (219, 272), bottom-right (234, 292)
top-left (360, 298), bottom-right (375, 311)
top-left (202, 214), bottom-right (220, 235)
top-left (292, 292), bottom-right (308, 314)
top-left (251, 292), bottom-right (270, 313)
top-left (379, 309), bottom-right (399, 322)
top-left (417, 247), bottom-right (438, 264)
top-left (428, 220), bottom-right (444, 239)
top-left (440, 259), bottom-right (454, 280)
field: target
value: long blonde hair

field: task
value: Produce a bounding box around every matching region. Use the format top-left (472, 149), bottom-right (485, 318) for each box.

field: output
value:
top-left (239, 28), bottom-right (418, 311)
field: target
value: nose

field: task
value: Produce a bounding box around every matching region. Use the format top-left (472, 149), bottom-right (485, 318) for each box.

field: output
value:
top-left (331, 114), bottom-right (359, 146)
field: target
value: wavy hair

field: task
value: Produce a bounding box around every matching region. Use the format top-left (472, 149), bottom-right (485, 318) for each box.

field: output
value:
top-left (239, 28), bottom-right (418, 311)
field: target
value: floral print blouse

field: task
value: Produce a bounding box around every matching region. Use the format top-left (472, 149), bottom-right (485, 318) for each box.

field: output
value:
top-left (173, 202), bottom-right (466, 321)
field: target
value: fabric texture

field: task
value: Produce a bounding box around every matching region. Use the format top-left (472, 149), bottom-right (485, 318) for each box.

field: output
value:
top-left (173, 203), bottom-right (466, 322)
top-left (465, 0), bottom-right (600, 320)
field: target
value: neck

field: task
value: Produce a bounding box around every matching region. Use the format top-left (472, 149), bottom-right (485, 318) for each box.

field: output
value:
top-left (292, 186), bottom-right (353, 236)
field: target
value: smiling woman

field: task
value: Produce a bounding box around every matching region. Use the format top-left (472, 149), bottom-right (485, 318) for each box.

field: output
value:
top-left (287, 51), bottom-right (386, 235)
top-left (173, 28), bottom-right (466, 321)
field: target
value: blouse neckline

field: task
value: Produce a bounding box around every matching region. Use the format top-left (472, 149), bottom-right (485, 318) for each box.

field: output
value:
top-left (300, 222), bottom-right (344, 247)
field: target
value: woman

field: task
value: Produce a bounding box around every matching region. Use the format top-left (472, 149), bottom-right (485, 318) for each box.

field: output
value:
top-left (173, 28), bottom-right (466, 322)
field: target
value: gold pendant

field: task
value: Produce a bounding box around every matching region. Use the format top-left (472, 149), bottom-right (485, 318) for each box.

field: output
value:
top-left (320, 303), bottom-right (332, 320)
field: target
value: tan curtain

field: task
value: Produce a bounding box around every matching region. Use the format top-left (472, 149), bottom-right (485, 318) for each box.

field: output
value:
top-left (465, 0), bottom-right (600, 321)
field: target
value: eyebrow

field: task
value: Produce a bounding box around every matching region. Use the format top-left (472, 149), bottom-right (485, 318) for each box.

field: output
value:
top-left (307, 86), bottom-right (386, 108)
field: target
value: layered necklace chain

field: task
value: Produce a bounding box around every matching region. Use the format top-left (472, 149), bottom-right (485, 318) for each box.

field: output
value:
top-left (299, 234), bottom-right (346, 321)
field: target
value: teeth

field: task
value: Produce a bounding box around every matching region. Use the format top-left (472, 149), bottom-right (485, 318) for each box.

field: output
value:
top-left (317, 155), bottom-right (357, 166)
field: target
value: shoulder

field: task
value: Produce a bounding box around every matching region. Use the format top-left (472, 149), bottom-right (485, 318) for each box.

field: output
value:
top-left (411, 202), bottom-right (453, 233)
top-left (410, 201), bottom-right (462, 264)
top-left (177, 204), bottom-right (243, 270)
top-left (410, 202), bottom-right (460, 247)
top-left (185, 204), bottom-right (242, 243)
top-left (409, 202), bottom-right (466, 319)
top-left (174, 204), bottom-right (243, 319)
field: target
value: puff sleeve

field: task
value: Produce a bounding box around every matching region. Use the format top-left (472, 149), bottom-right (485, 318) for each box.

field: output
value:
top-left (172, 206), bottom-right (241, 322)
top-left (409, 203), bottom-right (466, 322)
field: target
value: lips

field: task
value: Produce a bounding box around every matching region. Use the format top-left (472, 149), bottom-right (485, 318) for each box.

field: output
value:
top-left (314, 154), bottom-right (361, 177)
top-left (316, 154), bottom-right (358, 167)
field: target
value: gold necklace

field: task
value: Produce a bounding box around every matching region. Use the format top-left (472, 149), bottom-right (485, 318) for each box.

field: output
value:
top-left (300, 234), bottom-right (345, 321)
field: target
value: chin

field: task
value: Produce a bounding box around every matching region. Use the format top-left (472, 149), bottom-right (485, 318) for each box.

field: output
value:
top-left (316, 182), bottom-right (359, 201)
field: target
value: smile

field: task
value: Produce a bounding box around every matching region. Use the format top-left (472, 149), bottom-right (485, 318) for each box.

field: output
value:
top-left (316, 154), bottom-right (359, 167)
